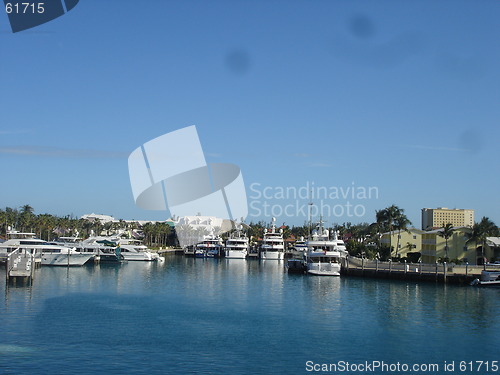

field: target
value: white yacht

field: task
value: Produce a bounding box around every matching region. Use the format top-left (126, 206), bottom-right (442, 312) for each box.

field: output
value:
top-left (54, 236), bottom-right (122, 263)
top-left (260, 218), bottom-right (285, 260)
top-left (306, 220), bottom-right (347, 276)
top-left (0, 231), bottom-right (93, 266)
top-left (116, 238), bottom-right (160, 261)
top-left (195, 234), bottom-right (224, 258)
top-left (225, 227), bottom-right (249, 259)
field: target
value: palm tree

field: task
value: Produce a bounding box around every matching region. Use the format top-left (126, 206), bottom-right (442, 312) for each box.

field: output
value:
top-left (465, 217), bottom-right (498, 267)
top-left (4, 207), bottom-right (19, 231)
top-left (465, 223), bottom-right (481, 264)
top-left (478, 217), bottom-right (499, 267)
top-left (438, 223), bottom-right (455, 261)
top-left (0, 209), bottom-right (6, 237)
top-left (19, 204), bottom-right (35, 232)
top-left (376, 205), bottom-right (411, 257)
top-left (394, 215), bottom-right (412, 257)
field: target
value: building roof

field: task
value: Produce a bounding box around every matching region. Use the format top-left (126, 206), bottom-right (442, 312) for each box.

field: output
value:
top-left (487, 237), bottom-right (500, 247)
top-left (382, 228), bottom-right (425, 236)
top-left (81, 213), bottom-right (115, 223)
top-left (423, 226), bottom-right (469, 234)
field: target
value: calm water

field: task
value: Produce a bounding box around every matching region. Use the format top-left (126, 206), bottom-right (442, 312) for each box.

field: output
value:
top-left (1, 256), bottom-right (499, 375)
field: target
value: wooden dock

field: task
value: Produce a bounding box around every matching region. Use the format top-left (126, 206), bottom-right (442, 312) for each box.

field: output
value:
top-left (342, 257), bottom-right (493, 285)
top-left (5, 248), bottom-right (35, 285)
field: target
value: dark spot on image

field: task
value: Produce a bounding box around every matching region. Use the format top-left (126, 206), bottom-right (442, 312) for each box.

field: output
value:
top-left (225, 49), bottom-right (251, 75)
top-left (349, 14), bottom-right (376, 39)
top-left (458, 129), bottom-right (482, 154)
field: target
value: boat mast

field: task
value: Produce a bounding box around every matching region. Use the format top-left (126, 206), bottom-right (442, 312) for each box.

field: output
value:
top-left (308, 189), bottom-right (313, 240)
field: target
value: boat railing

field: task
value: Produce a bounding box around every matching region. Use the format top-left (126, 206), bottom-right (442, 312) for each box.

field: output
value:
top-left (6, 247), bottom-right (35, 282)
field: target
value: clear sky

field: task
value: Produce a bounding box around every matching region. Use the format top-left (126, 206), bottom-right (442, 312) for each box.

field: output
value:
top-left (0, 0), bottom-right (499, 228)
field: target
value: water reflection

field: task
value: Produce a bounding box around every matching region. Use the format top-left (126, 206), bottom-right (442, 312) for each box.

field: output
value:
top-left (1, 256), bottom-right (500, 373)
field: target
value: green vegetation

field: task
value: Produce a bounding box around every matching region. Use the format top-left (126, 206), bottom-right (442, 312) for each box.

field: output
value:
top-left (0, 205), bottom-right (176, 247)
top-left (465, 217), bottom-right (499, 266)
top-left (3, 205), bottom-right (497, 260)
top-left (438, 223), bottom-right (455, 261)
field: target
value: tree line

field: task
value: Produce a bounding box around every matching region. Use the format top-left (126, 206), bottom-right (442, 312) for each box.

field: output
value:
top-left (2, 204), bottom-right (498, 257)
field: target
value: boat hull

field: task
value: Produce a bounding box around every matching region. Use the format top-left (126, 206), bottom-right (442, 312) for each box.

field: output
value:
top-left (41, 253), bottom-right (93, 266)
top-left (307, 262), bottom-right (341, 276)
top-left (260, 251), bottom-right (284, 260)
top-left (121, 253), bottom-right (154, 261)
top-left (287, 259), bottom-right (306, 273)
top-left (307, 269), bottom-right (341, 276)
top-left (225, 250), bottom-right (247, 259)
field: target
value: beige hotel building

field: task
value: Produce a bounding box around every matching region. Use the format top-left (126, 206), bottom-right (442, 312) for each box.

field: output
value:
top-left (421, 208), bottom-right (474, 230)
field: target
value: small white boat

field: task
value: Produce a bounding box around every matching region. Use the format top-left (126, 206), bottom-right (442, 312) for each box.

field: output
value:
top-left (225, 227), bottom-right (249, 259)
top-left (260, 218), bottom-right (285, 260)
top-left (306, 220), bottom-right (348, 276)
top-left (470, 270), bottom-right (500, 287)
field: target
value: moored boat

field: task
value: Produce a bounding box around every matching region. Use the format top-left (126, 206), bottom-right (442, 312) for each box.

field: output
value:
top-left (195, 234), bottom-right (224, 258)
top-left (225, 226), bottom-right (249, 259)
top-left (116, 238), bottom-right (159, 261)
top-left (260, 218), bottom-right (285, 260)
top-left (306, 220), bottom-right (347, 276)
top-left (470, 270), bottom-right (500, 287)
top-left (54, 236), bottom-right (123, 263)
top-left (0, 231), bottom-right (93, 266)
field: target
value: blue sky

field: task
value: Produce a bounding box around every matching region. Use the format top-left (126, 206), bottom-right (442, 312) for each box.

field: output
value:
top-left (0, 0), bottom-right (499, 228)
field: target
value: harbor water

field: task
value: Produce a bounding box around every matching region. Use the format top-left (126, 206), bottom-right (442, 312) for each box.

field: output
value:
top-left (1, 256), bottom-right (499, 374)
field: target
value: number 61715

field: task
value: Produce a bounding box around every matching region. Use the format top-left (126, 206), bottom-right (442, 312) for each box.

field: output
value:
top-left (5, 2), bottom-right (45, 14)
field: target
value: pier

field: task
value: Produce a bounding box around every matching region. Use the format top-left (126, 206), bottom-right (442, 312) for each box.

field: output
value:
top-left (342, 256), bottom-right (496, 285)
top-left (5, 248), bottom-right (35, 285)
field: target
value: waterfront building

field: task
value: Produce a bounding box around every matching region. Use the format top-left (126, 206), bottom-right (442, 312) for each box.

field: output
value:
top-left (171, 215), bottom-right (233, 248)
top-left (81, 213), bottom-right (116, 224)
top-left (421, 207), bottom-right (474, 230)
top-left (421, 227), bottom-right (474, 263)
top-left (485, 237), bottom-right (500, 263)
top-left (380, 228), bottom-right (424, 258)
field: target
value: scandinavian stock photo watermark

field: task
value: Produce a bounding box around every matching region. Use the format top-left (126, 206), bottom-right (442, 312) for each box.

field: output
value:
top-left (248, 181), bottom-right (379, 219)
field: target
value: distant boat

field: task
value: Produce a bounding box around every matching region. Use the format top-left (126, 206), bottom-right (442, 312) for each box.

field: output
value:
top-left (195, 234), bottom-right (224, 258)
top-left (260, 218), bottom-right (285, 260)
top-left (53, 236), bottom-right (122, 263)
top-left (305, 220), bottom-right (348, 276)
top-left (116, 238), bottom-right (160, 261)
top-left (76, 235), bottom-right (161, 262)
top-left (225, 226), bottom-right (249, 259)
